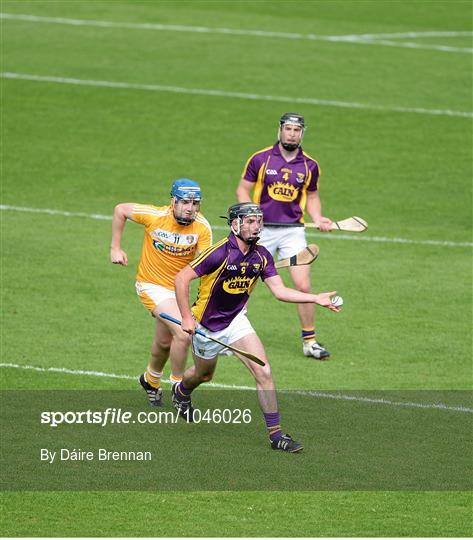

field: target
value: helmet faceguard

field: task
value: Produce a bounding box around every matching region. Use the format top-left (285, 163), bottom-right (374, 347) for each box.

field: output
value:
top-left (223, 203), bottom-right (263, 246)
top-left (170, 178), bottom-right (202, 225)
top-left (278, 112), bottom-right (306, 151)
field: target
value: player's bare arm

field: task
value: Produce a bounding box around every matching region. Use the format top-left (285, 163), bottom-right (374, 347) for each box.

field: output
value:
top-left (174, 265), bottom-right (199, 334)
top-left (264, 275), bottom-right (340, 312)
top-left (306, 191), bottom-right (332, 232)
top-left (110, 203), bottom-right (138, 265)
top-left (236, 178), bottom-right (254, 203)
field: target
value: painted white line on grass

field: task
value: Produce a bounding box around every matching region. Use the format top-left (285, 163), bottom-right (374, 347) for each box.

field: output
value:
top-left (0, 362), bottom-right (251, 391)
top-left (342, 31), bottom-right (473, 39)
top-left (2, 204), bottom-right (472, 248)
top-left (1, 13), bottom-right (471, 54)
top-left (344, 38), bottom-right (472, 54)
top-left (2, 72), bottom-right (472, 119)
top-left (306, 233), bottom-right (473, 248)
top-left (1, 362), bottom-right (471, 414)
top-left (0, 204), bottom-right (112, 221)
top-left (294, 389), bottom-right (473, 413)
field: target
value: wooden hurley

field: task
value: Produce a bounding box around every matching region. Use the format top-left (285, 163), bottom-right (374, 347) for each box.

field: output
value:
top-left (305, 216), bottom-right (368, 233)
top-left (275, 244), bottom-right (319, 269)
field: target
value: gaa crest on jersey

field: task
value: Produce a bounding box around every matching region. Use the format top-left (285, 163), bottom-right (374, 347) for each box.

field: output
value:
top-left (151, 228), bottom-right (174, 241)
top-left (267, 181), bottom-right (298, 202)
top-left (296, 173), bottom-right (305, 183)
top-left (151, 228), bottom-right (197, 246)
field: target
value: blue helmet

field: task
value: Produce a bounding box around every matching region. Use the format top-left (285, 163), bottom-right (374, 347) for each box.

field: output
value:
top-left (170, 178), bottom-right (202, 201)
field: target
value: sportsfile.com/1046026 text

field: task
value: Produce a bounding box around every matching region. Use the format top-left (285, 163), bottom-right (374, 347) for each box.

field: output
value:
top-left (40, 408), bottom-right (253, 427)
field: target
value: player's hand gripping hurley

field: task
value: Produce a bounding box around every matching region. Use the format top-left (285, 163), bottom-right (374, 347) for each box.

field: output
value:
top-left (305, 216), bottom-right (368, 233)
top-left (159, 313), bottom-right (266, 366)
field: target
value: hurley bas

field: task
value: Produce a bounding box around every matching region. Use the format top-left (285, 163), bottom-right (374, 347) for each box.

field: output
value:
top-left (40, 448), bottom-right (152, 463)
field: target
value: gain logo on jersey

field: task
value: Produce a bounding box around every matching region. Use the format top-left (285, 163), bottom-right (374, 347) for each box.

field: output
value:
top-left (267, 181), bottom-right (298, 202)
top-left (222, 276), bottom-right (256, 294)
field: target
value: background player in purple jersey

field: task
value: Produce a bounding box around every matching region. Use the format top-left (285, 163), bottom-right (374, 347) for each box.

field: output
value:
top-left (236, 112), bottom-right (333, 360)
top-left (173, 203), bottom-right (340, 453)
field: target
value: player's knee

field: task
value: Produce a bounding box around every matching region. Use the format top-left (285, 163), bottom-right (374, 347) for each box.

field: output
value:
top-left (254, 364), bottom-right (273, 384)
top-left (295, 282), bottom-right (311, 294)
top-left (153, 337), bottom-right (171, 355)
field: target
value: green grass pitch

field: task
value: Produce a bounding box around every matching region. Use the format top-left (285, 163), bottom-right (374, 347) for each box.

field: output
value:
top-left (1, 0), bottom-right (472, 536)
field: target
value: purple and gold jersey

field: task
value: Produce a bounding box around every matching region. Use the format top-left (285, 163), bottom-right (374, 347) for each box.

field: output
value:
top-left (189, 233), bottom-right (278, 331)
top-left (241, 143), bottom-right (320, 225)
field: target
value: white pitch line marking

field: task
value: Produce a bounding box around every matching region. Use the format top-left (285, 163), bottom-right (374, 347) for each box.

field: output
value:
top-left (1, 362), bottom-right (471, 413)
top-left (340, 31), bottom-right (473, 39)
top-left (2, 72), bottom-right (472, 119)
top-left (1, 13), bottom-right (471, 54)
top-left (340, 38), bottom-right (472, 54)
top-left (1, 204), bottom-right (472, 248)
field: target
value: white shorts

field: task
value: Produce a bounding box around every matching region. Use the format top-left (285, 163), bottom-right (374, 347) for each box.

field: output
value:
top-left (259, 226), bottom-right (307, 259)
top-left (191, 309), bottom-right (256, 360)
top-left (135, 281), bottom-right (175, 312)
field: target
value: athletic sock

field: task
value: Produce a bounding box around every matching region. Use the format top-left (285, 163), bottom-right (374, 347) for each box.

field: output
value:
top-left (169, 374), bottom-right (182, 386)
top-left (175, 382), bottom-right (192, 399)
top-left (301, 327), bottom-right (316, 343)
top-left (145, 365), bottom-right (162, 389)
top-left (264, 411), bottom-right (283, 442)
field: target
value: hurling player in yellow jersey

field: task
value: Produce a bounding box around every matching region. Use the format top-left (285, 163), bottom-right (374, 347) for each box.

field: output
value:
top-left (110, 179), bottom-right (212, 406)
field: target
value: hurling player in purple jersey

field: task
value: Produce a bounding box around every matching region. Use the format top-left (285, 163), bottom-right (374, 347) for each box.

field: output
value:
top-left (173, 203), bottom-right (340, 453)
top-left (236, 112), bottom-right (334, 360)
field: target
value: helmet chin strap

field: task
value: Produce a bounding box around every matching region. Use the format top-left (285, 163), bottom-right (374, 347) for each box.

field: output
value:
top-left (278, 126), bottom-right (304, 152)
top-left (172, 198), bottom-right (197, 226)
top-left (244, 236), bottom-right (260, 246)
top-left (280, 142), bottom-right (299, 151)
top-left (231, 219), bottom-right (260, 245)
top-left (176, 217), bottom-right (193, 225)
